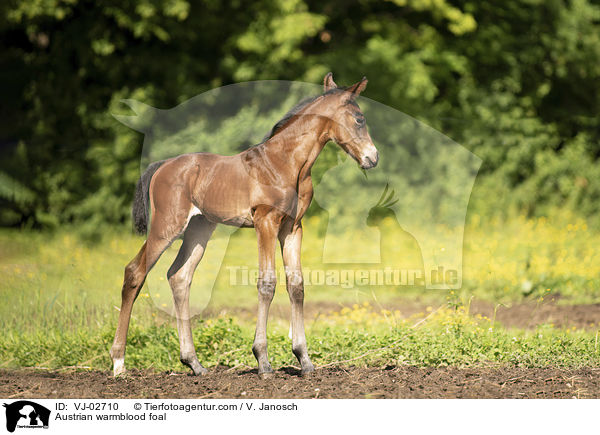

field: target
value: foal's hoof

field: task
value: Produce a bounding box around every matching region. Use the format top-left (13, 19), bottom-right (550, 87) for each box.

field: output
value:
top-left (184, 358), bottom-right (208, 376)
top-left (258, 365), bottom-right (274, 379)
top-left (190, 363), bottom-right (208, 376)
top-left (192, 367), bottom-right (209, 376)
top-left (300, 365), bottom-right (315, 377)
top-left (258, 371), bottom-right (274, 380)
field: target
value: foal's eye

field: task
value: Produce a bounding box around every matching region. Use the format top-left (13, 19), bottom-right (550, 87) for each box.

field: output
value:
top-left (355, 116), bottom-right (365, 127)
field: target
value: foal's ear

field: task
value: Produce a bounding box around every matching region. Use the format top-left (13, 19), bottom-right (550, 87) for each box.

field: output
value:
top-left (323, 72), bottom-right (337, 92)
top-left (344, 77), bottom-right (368, 100)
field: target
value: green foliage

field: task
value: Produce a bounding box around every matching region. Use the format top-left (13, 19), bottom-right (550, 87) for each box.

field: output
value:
top-left (1, 0), bottom-right (600, 228)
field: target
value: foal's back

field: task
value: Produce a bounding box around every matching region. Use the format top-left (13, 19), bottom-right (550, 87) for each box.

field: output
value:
top-left (150, 149), bottom-right (295, 229)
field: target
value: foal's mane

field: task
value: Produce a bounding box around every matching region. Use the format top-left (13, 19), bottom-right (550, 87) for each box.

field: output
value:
top-left (261, 88), bottom-right (344, 142)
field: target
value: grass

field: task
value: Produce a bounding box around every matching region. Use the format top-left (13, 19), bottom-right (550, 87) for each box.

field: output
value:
top-left (1, 305), bottom-right (599, 371)
top-left (1, 211), bottom-right (600, 371)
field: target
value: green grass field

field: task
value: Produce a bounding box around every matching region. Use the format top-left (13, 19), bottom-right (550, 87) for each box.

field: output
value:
top-left (1, 212), bottom-right (600, 371)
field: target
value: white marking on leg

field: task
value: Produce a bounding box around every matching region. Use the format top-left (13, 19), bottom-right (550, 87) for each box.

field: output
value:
top-left (113, 358), bottom-right (125, 376)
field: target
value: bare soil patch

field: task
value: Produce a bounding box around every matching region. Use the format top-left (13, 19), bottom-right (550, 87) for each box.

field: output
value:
top-left (468, 300), bottom-right (600, 330)
top-left (207, 298), bottom-right (600, 330)
top-left (2, 366), bottom-right (599, 399)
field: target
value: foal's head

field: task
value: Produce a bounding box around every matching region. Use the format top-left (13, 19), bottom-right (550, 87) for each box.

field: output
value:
top-left (321, 72), bottom-right (379, 169)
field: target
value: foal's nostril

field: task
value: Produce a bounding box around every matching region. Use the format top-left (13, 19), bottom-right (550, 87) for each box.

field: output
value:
top-left (364, 155), bottom-right (376, 169)
top-left (366, 151), bottom-right (379, 167)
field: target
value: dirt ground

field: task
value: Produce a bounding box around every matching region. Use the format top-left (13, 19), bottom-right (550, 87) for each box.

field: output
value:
top-left (2, 366), bottom-right (599, 399)
top-left (468, 300), bottom-right (600, 330)
top-left (3, 300), bottom-right (599, 399)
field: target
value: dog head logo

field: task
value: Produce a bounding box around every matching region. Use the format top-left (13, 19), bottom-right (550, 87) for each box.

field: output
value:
top-left (3, 401), bottom-right (50, 432)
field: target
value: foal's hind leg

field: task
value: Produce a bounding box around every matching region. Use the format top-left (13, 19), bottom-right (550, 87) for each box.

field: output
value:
top-left (167, 215), bottom-right (216, 375)
top-left (110, 213), bottom-right (188, 376)
top-left (110, 241), bottom-right (151, 376)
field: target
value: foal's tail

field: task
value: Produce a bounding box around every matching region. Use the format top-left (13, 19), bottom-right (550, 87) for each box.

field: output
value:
top-left (132, 160), bottom-right (166, 235)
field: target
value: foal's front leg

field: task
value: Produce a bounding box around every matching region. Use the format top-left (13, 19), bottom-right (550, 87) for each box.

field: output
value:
top-left (279, 221), bottom-right (314, 375)
top-left (252, 211), bottom-right (279, 378)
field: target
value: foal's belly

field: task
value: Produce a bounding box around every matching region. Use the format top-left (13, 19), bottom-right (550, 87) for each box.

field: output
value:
top-left (210, 211), bottom-right (254, 228)
top-left (186, 155), bottom-right (253, 227)
top-left (194, 196), bottom-right (254, 228)
top-left (188, 203), bottom-right (254, 228)
top-left (188, 153), bottom-right (296, 228)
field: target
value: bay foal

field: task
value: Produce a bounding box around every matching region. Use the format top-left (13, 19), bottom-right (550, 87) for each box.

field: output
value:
top-left (110, 73), bottom-right (379, 377)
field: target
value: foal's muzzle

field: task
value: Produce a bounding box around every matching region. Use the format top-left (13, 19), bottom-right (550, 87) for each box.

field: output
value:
top-left (360, 148), bottom-right (379, 169)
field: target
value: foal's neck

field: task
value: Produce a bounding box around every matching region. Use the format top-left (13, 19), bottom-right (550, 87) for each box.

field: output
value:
top-left (263, 111), bottom-right (330, 182)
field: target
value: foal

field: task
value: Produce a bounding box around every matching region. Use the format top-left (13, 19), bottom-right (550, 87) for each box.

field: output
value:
top-left (110, 73), bottom-right (379, 377)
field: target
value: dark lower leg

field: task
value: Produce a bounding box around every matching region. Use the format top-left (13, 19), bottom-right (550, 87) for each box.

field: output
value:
top-left (252, 274), bottom-right (276, 377)
top-left (288, 279), bottom-right (314, 374)
top-left (252, 210), bottom-right (279, 378)
top-left (279, 223), bottom-right (313, 374)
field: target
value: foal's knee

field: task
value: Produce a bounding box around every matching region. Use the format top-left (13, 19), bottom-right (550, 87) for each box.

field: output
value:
top-left (257, 272), bottom-right (276, 300)
top-left (285, 269), bottom-right (304, 301)
top-left (288, 282), bottom-right (304, 303)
